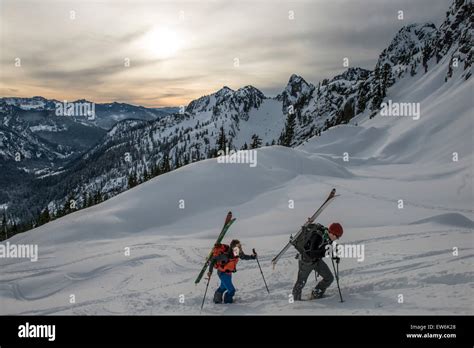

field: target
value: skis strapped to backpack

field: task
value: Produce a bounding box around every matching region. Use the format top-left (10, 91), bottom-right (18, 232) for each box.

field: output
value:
top-left (292, 223), bottom-right (327, 257)
top-left (195, 212), bottom-right (236, 284)
top-left (271, 188), bottom-right (338, 268)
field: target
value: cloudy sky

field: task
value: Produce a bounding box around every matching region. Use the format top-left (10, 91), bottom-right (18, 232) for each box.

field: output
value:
top-left (0, 0), bottom-right (451, 107)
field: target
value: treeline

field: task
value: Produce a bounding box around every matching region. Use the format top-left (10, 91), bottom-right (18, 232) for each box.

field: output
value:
top-left (0, 189), bottom-right (108, 242)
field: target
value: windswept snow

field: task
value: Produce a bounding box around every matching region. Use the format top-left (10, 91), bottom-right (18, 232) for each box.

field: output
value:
top-left (410, 213), bottom-right (473, 228)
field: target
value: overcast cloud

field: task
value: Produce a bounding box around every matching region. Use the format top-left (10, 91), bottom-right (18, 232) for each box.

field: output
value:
top-left (0, 0), bottom-right (452, 106)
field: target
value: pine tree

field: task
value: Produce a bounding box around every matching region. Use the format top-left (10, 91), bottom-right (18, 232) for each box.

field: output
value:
top-left (174, 154), bottom-right (181, 169)
top-left (373, 64), bottom-right (380, 82)
top-left (151, 163), bottom-right (161, 177)
top-left (38, 207), bottom-right (51, 226)
top-left (250, 134), bottom-right (262, 149)
top-left (371, 84), bottom-right (383, 111)
top-left (160, 152), bottom-right (171, 173)
top-left (143, 168), bottom-right (149, 182)
top-left (356, 82), bottom-right (369, 113)
top-left (44, 207), bottom-right (50, 223)
top-left (94, 190), bottom-right (103, 204)
top-left (370, 65), bottom-right (383, 110)
top-left (435, 48), bottom-right (442, 63)
top-left (128, 171), bottom-right (138, 188)
top-left (381, 63), bottom-right (393, 97)
top-left (422, 44), bottom-right (432, 73)
top-left (87, 193), bottom-right (94, 208)
top-left (11, 222), bottom-right (18, 235)
top-left (279, 113), bottom-right (296, 147)
top-left (410, 63), bottom-right (417, 76)
top-left (216, 126), bottom-right (227, 152)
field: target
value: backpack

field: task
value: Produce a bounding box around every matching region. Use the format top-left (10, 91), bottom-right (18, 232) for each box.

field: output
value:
top-left (291, 223), bottom-right (326, 258)
top-left (212, 243), bottom-right (239, 273)
top-left (213, 243), bottom-right (229, 257)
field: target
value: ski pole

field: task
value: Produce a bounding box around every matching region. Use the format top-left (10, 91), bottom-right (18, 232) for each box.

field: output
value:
top-left (331, 257), bottom-right (344, 303)
top-left (200, 271), bottom-right (212, 313)
top-left (253, 249), bottom-right (270, 294)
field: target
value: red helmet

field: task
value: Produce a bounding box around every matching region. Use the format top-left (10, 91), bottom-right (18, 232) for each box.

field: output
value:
top-left (328, 223), bottom-right (343, 238)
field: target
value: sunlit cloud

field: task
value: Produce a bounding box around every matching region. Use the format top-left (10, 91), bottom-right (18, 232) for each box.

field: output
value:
top-left (0, 0), bottom-right (451, 107)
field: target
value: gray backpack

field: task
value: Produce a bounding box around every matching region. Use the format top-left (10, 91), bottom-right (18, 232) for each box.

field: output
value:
top-left (291, 223), bottom-right (326, 258)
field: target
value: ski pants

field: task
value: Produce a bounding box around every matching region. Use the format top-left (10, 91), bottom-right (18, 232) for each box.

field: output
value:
top-left (292, 258), bottom-right (334, 300)
top-left (214, 271), bottom-right (235, 303)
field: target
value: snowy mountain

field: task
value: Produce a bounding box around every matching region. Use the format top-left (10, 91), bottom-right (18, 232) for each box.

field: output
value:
top-left (277, 74), bottom-right (316, 111)
top-left (1, 0), bottom-right (472, 246)
top-left (34, 67), bottom-right (378, 216)
top-left (287, 68), bottom-right (371, 144)
top-left (378, 23), bottom-right (437, 69)
top-left (0, 101), bottom-right (105, 164)
top-left (0, 97), bottom-right (173, 129)
top-left (0, 96), bottom-right (58, 110)
top-left (0, 96), bottom-right (175, 171)
top-left (0, 0), bottom-right (472, 316)
top-left (0, 100), bottom-right (107, 221)
top-left (0, 97), bottom-right (179, 222)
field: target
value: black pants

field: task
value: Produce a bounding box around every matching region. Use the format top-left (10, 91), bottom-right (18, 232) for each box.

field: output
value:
top-left (292, 258), bottom-right (334, 300)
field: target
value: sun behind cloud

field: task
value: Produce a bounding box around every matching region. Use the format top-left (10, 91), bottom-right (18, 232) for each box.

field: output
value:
top-left (139, 27), bottom-right (183, 59)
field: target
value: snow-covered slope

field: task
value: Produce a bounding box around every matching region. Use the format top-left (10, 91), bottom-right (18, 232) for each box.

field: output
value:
top-left (301, 57), bottom-right (473, 165)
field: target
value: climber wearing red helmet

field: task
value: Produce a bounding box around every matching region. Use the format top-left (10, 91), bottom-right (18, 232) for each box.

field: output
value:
top-left (328, 222), bottom-right (344, 239)
top-left (292, 222), bottom-right (344, 300)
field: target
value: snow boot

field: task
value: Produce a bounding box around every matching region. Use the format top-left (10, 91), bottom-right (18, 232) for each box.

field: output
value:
top-left (223, 291), bottom-right (234, 304)
top-left (213, 290), bottom-right (224, 304)
top-left (310, 288), bottom-right (325, 300)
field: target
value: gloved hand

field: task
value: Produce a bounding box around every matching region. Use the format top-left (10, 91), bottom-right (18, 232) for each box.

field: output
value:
top-left (252, 248), bottom-right (257, 258)
top-left (206, 271), bottom-right (212, 279)
top-left (332, 256), bottom-right (341, 264)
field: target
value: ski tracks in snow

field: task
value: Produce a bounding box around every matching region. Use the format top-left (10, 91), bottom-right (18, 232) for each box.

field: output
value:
top-left (1, 193), bottom-right (472, 315)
